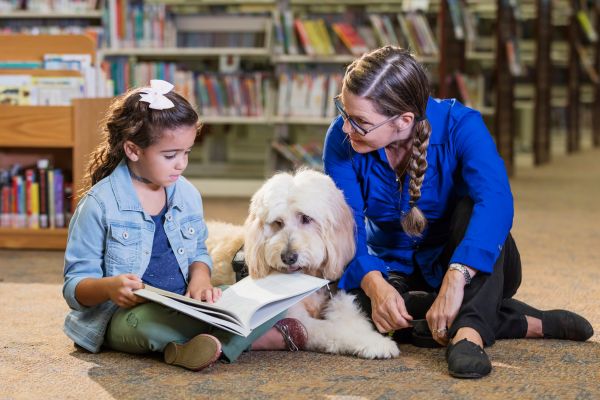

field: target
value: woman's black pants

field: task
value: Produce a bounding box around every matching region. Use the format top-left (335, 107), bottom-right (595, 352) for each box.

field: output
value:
top-left (351, 197), bottom-right (530, 347)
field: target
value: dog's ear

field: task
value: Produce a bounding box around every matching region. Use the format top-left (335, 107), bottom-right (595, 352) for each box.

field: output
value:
top-left (321, 191), bottom-right (356, 281)
top-left (243, 188), bottom-right (271, 279)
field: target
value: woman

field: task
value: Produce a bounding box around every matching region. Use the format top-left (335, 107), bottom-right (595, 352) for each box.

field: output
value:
top-left (323, 46), bottom-right (593, 379)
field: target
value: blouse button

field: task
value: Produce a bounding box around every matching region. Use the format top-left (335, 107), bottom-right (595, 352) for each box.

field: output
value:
top-left (188, 227), bottom-right (195, 235)
top-left (166, 214), bottom-right (173, 222)
top-left (122, 231), bottom-right (129, 239)
top-left (178, 247), bottom-right (185, 255)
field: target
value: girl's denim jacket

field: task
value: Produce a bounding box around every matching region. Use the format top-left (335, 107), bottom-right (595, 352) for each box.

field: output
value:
top-left (62, 160), bottom-right (212, 352)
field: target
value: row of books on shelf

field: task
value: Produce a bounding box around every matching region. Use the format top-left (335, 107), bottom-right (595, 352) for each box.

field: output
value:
top-left (105, 0), bottom-right (176, 49)
top-left (453, 71), bottom-right (493, 111)
top-left (0, 0), bottom-right (100, 12)
top-left (274, 10), bottom-right (438, 57)
top-left (105, 60), bottom-right (344, 120)
top-left (104, 60), bottom-right (269, 117)
top-left (0, 53), bottom-right (112, 105)
top-left (277, 72), bottom-right (340, 119)
top-left (272, 141), bottom-right (323, 170)
top-left (0, 161), bottom-right (72, 230)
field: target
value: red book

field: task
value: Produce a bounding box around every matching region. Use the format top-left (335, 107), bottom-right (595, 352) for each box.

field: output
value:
top-left (331, 23), bottom-right (369, 56)
top-left (294, 19), bottom-right (314, 56)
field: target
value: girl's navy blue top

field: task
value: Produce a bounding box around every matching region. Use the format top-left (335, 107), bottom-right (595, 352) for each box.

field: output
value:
top-left (323, 98), bottom-right (514, 291)
top-left (142, 205), bottom-right (187, 295)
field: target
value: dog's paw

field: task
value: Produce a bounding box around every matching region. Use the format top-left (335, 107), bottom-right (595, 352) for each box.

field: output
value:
top-left (356, 336), bottom-right (400, 359)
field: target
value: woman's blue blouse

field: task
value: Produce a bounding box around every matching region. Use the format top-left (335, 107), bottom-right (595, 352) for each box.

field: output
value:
top-left (323, 97), bottom-right (514, 291)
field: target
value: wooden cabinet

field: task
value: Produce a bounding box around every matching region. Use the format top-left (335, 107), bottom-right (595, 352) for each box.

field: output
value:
top-left (0, 35), bottom-right (111, 249)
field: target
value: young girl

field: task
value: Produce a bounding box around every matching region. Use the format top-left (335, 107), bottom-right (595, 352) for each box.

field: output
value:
top-left (63, 80), bottom-right (307, 371)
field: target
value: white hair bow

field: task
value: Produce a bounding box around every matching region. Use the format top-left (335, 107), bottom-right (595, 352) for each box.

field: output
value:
top-left (139, 79), bottom-right (175, 110)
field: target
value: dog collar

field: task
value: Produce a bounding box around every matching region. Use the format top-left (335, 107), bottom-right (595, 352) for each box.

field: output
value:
top-left (232, 246), bottom-right (249, 282)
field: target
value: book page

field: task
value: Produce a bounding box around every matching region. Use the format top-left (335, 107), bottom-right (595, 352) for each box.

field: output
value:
top-left (138, 272), bottom-right (328, 333)
top-left (134, 288), bottom-right (251, 337)
top-left (215, 271), bottom-right (328, 329)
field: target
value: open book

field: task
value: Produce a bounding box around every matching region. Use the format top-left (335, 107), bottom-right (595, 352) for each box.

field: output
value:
top-left (134, 272), bottom-right (329, 337)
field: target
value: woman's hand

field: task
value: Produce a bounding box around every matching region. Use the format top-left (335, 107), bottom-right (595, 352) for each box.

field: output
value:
top-left (186, 262), bottom-right (222, 303)
top-left (362, 271), bottom-right (413, 333)
top-left (106, 274), bottom-right (146, 308)
top-left (425, 269), bottom-right (467, 345)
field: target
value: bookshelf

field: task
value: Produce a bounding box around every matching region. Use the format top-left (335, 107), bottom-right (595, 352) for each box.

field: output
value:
top-left (595, 2), bottom-right (600, 148)
top-left (0, 1), bottom-right (104, 48)
top-left (533, 0), bottom-right (551, 165)
top-left (14, 0), bottom-right (596, 197)
top-left (0, 35), bottom-right (111, 249)
top-left (494, 0), bottom-right (518, 176)
top-left (566, 1), bottom-right (582, 153)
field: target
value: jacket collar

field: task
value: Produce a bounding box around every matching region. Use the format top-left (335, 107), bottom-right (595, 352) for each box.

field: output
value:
top-left (109, 159), bottom-right (184, 213)
top-left (375, 96), bottom-right (450, 162)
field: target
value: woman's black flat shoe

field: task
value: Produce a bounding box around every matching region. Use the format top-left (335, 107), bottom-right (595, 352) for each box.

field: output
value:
top-left (446, 339), bottom-right (492, 379)
top-left (542, 310), bottom-right (594, 341)
top-left (504, 299), bottom-right (593, 341)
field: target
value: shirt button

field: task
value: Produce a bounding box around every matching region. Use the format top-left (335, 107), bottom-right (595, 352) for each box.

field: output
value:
top-left (144, 250), bottom-right (150, 255)
top-left (166, 214), bottom-right (173, 222)
top-left (178, 247), bottom-right (185, 255)
top-left (188, 227), bottom-right (195, 235)
top-left (122, 231), bottom-right (129, 239)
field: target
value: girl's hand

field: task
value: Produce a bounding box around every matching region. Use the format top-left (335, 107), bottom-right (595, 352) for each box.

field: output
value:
top-left (186, 284), bottom-right (222, 303)
top-left (362, 271), bottom-right (413, 333)
top-left (186, 262), bottom-right (221, 303)
top-left (106, 274), bottom-right (146, 308)
top-left (426, 270), bottom-right (466, 345)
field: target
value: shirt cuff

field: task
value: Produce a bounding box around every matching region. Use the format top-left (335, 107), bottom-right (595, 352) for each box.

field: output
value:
top-left (63, 276), bottom-right (90, 312)
top-left (338, 254), bottom-right (387, 291)
top-left (192, 254), bottom-right (213, 271)
top-left (450, 242), bottom-right (499, 274)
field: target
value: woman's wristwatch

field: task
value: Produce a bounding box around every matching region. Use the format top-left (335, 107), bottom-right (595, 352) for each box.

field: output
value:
top-left (448, 263), bottom-right (472, 285)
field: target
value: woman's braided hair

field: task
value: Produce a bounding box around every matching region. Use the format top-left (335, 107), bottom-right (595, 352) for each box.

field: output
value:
top-left (82, 88), bottom-right (201, 195)
top-left (344, 46), bottom-right (432, 236)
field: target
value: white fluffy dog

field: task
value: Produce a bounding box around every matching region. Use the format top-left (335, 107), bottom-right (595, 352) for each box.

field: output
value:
top-left (207, 169), bottom-right (400, 359)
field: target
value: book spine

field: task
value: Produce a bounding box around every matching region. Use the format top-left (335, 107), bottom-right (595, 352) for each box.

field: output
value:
top-left (39, 168), bottom-right (48, 229)
top-left (55, 169), bottom-right (65, 228)
top-left (294, 19), bottom-right (314, 56)
top-left (30, 182), bottom-right (40, 229)
top-left (1, 186), bottom-right (10, 228)
top-left (48, 169), bottom-right (55, 229)
top-left (25, 169), bottom-right (37, 229)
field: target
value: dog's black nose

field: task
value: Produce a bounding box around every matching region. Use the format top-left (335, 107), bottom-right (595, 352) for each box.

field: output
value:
top-left (281, 251), bottom-right (298, 265)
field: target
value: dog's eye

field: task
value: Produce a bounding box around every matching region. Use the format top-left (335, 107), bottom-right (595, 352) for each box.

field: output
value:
top-left (271, 219), bottom-right (284, 229)
top-left (300, 214), bottom-right (313, 225)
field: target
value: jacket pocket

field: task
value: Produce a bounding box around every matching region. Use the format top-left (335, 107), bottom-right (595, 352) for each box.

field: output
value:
top-left (179, 219), bottom-right (202, 256)
top-left (105, 223), bottom-right (142, 273)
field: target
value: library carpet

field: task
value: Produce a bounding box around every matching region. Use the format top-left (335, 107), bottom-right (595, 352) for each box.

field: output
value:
top-left (1, 149), bottom-right (599, 399)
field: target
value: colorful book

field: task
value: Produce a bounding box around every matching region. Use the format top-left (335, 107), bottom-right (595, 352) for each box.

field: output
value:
top-left (331, 23), bottom-right (369, 56)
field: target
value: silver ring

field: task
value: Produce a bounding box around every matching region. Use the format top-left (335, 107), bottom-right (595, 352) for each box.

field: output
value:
top-left (433, 328), bottom-right (448, 334)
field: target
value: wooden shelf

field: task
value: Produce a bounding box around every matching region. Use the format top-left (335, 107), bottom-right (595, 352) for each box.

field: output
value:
top-left (0, 35), bottom-right (110, 250)
top-left (0, 11), bottom-right (102, 19)
top-left (0, 105), bottom-right (73, 148)
top-left (271, 116), bottom-right (333, 125)
top-left (99, 47), bottom-right (271, 58)
top-left (146, 0), bottom-right (275, 4)
top-left (202, 116), bottom-right (271, 125)
top-left (0, 228), bottom-right (68, 250)
top-left (272, 54), bottom-right (356, 64)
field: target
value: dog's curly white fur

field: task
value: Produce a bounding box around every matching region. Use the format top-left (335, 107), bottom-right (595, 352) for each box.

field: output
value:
top-left (206, 169), bottom-right (399, 359)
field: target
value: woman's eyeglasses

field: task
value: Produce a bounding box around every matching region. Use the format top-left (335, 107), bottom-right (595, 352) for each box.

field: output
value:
top-left (333, 95), bottom-right (399, 136)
